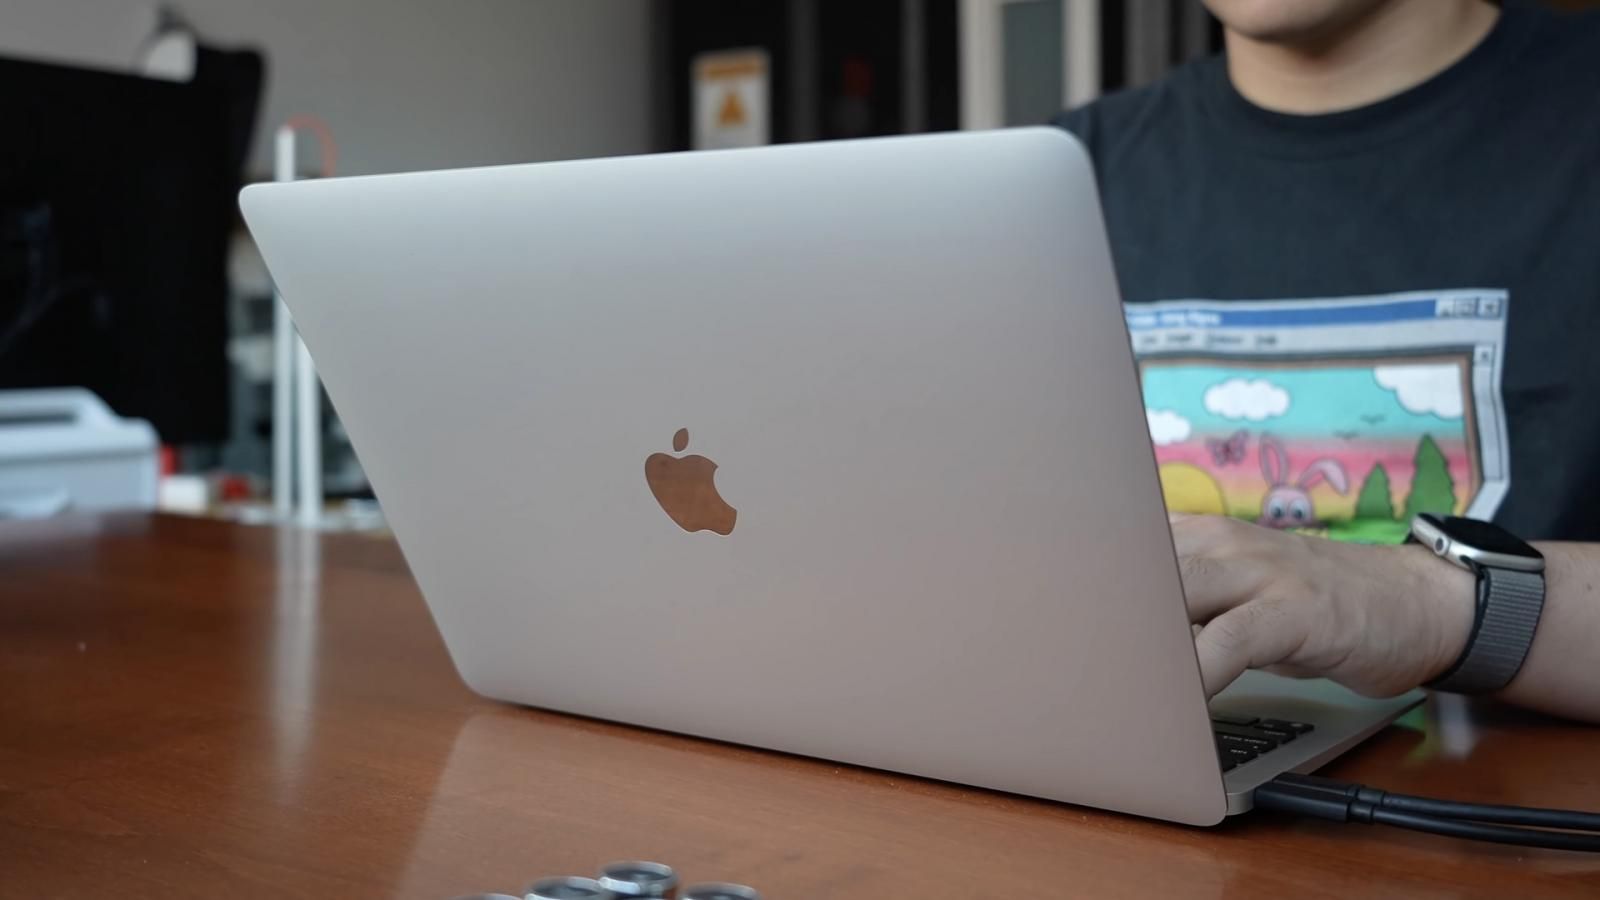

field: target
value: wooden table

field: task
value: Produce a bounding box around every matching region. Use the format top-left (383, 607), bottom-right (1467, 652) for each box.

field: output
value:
top-left (4, 514), bottom-right (1599, 898)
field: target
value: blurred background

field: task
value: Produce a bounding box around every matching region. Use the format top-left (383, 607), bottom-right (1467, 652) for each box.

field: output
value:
top-left (0, 0), bottom-right (1584, 530)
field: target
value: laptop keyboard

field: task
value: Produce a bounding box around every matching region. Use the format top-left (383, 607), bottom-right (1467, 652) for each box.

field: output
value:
top-left (1211, 713), bottom-right (1315, 772)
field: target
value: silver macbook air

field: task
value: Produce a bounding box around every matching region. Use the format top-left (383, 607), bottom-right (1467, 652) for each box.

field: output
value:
top-left (240, 127), bottom-right (1421, 826)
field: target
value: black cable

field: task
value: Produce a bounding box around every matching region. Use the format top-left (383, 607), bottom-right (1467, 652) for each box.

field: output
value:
top-left (0, 202), bottom-right (94, 364)
top-left (1380, 792), bottom-right (1600, 832)
top-left (1254, 773), bottom-right (1600, 853)
top-left (1368, 808), bottom-right (1600, 853)
top-left (0, 279), bottom-right (95, 362)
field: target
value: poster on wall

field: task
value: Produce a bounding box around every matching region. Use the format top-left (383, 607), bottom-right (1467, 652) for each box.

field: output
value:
top-left (692, 48), bottom-right (770, 150)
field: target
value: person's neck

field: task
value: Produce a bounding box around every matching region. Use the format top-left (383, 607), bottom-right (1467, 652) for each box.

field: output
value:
top-left (1224, 0), bottom-right (1500, 114)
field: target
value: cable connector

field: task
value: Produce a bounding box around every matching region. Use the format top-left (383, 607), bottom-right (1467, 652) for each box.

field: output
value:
top-left (1253, 772), bottom-right (1386, 823)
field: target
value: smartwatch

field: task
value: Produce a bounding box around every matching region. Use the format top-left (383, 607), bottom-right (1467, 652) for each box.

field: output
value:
top-left (1408, 514), bottom-right (1546, 695)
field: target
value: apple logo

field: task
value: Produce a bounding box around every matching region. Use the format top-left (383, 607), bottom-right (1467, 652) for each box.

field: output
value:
top-left (644, 428), bottom-right (737, 535)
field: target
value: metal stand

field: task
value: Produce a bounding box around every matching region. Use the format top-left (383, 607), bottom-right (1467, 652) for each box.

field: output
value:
top-left (270, 124), bottom-right (323, 528)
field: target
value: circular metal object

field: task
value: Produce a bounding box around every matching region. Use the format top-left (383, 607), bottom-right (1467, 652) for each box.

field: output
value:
top-left (680, 883), bottom-right (760, 900)
top-left (525, 876), bottom-right (618, 900)
top-left (597, 860), bottom-right (679, 898)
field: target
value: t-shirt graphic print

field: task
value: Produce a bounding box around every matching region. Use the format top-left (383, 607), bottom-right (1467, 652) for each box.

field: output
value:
top-left (1128, 290), bottom-right (1510, 544)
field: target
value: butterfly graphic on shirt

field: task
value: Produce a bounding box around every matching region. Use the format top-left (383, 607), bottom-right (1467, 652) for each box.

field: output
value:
top-left (1206, 429), bottom-right (1249, 467)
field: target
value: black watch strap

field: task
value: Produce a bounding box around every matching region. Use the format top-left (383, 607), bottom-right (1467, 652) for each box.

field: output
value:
top-left (1426, 566), bottom-right (1546, 695)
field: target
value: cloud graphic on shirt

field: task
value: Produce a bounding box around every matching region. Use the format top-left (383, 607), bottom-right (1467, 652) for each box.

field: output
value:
top-left (1374, 364), bottom-right (1464, 419)
top-left (1146, 409), bottom-right (1192, 446)
top-left (1203, 378), bottom-right (1290, 422)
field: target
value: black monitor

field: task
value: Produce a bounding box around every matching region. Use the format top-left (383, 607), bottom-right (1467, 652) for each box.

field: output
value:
top-left (0, 48), bottom-right (262, 444)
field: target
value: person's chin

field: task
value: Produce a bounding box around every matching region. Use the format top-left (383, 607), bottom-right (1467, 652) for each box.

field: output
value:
top-left (1203, 0), bottom-right (1389, 45)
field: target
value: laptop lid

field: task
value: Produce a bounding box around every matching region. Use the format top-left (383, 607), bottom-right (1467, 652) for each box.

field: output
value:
top-left (240, 128), bottom-right (1227, 825)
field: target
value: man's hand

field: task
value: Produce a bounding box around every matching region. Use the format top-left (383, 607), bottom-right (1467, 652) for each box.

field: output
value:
top-left (1172, 513), bottom-right (1475, 698)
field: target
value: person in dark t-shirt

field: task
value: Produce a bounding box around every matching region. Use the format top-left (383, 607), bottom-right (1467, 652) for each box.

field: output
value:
top-left (1054, 0), bottom-right (1600, 721)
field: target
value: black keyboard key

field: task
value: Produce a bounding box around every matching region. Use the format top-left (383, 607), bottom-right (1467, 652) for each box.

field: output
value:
top-left (1248, 723), bottom-right (1297, 743)
top-left (1261, 718), bottom-right (1314, 735)
top-left (1210, 712), bottom-right (1259, 726)
top-left (1221, 746), bottom-right (1257, 765)
top-left (1220, 755), bottom-right (1237, 772)
top-left (1209, 733), bottom-right (1273, 752)
top-left (1212, 723), bottom-right (1283, 749)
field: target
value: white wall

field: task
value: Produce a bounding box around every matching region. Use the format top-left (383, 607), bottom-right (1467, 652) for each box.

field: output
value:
top-left (0, 0), bottom-right (658, 176)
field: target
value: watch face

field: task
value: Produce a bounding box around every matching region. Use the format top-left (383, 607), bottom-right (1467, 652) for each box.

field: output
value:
top-left (1424, 515), bottom-right (1540, 558)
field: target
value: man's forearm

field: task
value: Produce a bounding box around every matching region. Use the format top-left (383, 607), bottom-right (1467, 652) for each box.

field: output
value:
top-left (1494, 543), bottom-right (1600, 723)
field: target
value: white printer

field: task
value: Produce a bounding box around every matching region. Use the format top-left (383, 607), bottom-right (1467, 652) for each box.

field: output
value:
top-left (0, 388), bottom-right (158, 519)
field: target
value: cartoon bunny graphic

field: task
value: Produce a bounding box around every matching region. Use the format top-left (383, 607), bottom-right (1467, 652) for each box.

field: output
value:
top-left (1256, 435), bottom-right (1350, 529)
